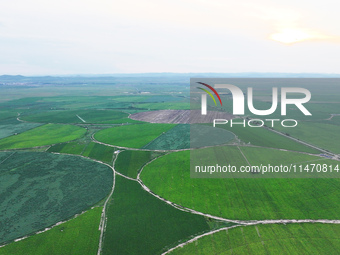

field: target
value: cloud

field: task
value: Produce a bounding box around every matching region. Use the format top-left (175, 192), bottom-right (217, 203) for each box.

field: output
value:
top-left (269, 28), bottom-right (335, 44)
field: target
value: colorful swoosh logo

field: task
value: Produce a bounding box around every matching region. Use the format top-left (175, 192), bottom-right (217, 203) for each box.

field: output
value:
top-left (197, 82), bottom-right (223, 106)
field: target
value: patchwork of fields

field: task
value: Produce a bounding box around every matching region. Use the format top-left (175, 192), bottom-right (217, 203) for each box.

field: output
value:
top-left (20, 109), bottom-right (129, 124)
top-left (102, 176), bottom-right (211, 255)
top-left (0, 124), bottom-right (86, 150)
top-left (0, 77), bottom-right (339, 255)
top-left (95, 123), bottom-right (236, 150)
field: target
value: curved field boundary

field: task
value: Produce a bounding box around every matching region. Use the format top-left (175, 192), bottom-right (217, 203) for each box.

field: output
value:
top-left (44, 152), bottom-right (117, 255)
top-left (2, 129), bottom-right (339, 255)
top-left (51, 152), bottom-right (117, 255)
top-left (138, 156), bottom-right (340, 224)
top-left (92, 131), bottom-right (337, 161)
top-left (0, 151), bottom-right (114, 249)
top-left (161, 220), bottom-right (340, 255)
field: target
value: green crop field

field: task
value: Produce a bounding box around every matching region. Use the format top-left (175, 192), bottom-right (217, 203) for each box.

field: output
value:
top-left (0, 207), bottom-right (102, 255)
top-left (169, 223), bottom-right (340, 255)
top-left (0, 151), bottom-right (112, 244)
top-left (47, 142), bottom-right (86, 155)
top-left (0, 118), bottom-right (42, 139)
top-left (275, 122), bottom-right (340, 154)
top-left (102, 175), bottom-right (210, 255)
top-left (82, 142), bottom-right (115, 164)
top-left (114, 150), bottom-right (161, 179)
top-left (327, 116), bottom-right (340, 125)
top-left (143, 124), bottom-right (235, 150)
top-left (135, 102), bottom-right (190, 110)
top-left (143, 124), bottom-right (190, 150)
top-left (240, 146), bottom-right (338, 172)
top-left (0, 111), bottom-right (18, 121)
top-left (48, 141), bottom-right (115, 164)
top-left (218, 123), bottom-right (320, 153)
top-left (141, 147), bottom-right (340, 220)
top-left (21, 109), bottom-right (128, 124)
top-left (103, 117), bottom-right (144, 124)
top-left (1, 76), bottom-right (339, 255)
top-left (0, 124), bottom-right (86, 150)
top-left (98, 124), bottom-right (235, 151)
top-left (94, 123), bottom-right (175, 149)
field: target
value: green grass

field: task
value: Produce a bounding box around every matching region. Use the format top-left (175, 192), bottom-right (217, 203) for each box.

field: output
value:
top-left (114, 150), bottom-right (160, 179)
top-left (141, 147), bottom-right (340, 220)
top-left (102, 175), bottom-right (210, 255)
top-left (218, 123), bottom-right (320, 153)
top-left (0, 124), bottom-right (86, 150)
top-left (275, 122), bottom-right (340, 154)
top-left (169, 223), bottom-right (340, 255)
top-left (94, 123), bottom-right (175, 149)
top-left (0, 151), bottom-right (112, 244)
top-left (47, 142), bottom-right (86, 155)
top-left (82, 142), bottom-right (115, 164)
top-left (21, 109), bottom-right (128, 124)
top-left (0, 207), bottom-right (102, 255)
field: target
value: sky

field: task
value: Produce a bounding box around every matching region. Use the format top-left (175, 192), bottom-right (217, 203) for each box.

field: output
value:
top-left (1, 0), bottom-right (340, 75)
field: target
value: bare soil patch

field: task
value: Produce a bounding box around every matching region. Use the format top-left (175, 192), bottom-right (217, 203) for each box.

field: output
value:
top-left (129, 110), bottom-right (234, 124)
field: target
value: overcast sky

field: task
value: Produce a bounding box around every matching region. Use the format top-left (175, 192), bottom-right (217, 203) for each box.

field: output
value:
top-left (1, 0), bottom-right (340, 75)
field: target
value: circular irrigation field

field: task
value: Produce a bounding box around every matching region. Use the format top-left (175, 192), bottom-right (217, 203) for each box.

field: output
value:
top-left (140, 147), bottom-right (340, 220)
top-left (0, 151), bottom-right (113, 245)
top-left (94, 123), bottom-right (235, 150)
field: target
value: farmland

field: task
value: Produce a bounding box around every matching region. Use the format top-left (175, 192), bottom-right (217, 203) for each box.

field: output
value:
top-left (82, 142), bottom-right (115, 164)
top-left (0, 124), bottom-right (86, 150)
top-left (0, 151), bottom-right (112, 244)
top-left (0, 118), bottom-right (42, 140)
top-left (169, 223), bottom-right (340, 255)
top-left (114, 150), bottom-right (161, 179)
top-left (129, 110), bottom-right (233, 124)
top-left (47, 142), bottom-right (87, 155)
top-left (102, 175), bottom-right (211, 255)
top-left (94, 123), bottom-right (176, 149)
top-left (0, 76), bottom-right (339, 254)
top-left (0, 207), bottom-right (102, 255)
top-left (275, 122), bottom-right (340, 154)
top-left (48, 141), bottom-right (115, 164)
top-left (95, 123), bottom-right (235, 151)
top-left (219, 123), bottom-right (321, 153)
top-left (0, 110), bottom-right (18, 121)
top-left (141, 147), bottom-right (340, 220)
top-left (143, 124), bottom-right (191, 150)
top-left (21, 109), bottom-right (128, 124)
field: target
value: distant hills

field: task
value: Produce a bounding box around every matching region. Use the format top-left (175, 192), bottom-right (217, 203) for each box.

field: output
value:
top-left (1, 73), bottom-right (340, 85)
